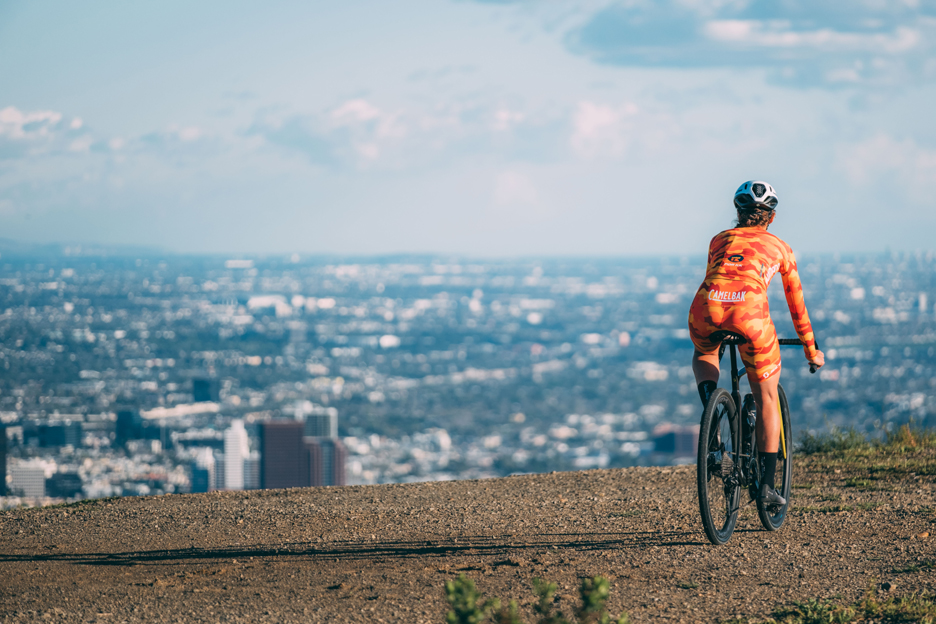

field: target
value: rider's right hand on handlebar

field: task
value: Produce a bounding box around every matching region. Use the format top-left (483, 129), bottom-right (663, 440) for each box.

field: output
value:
top-left (808, 350), bottom-right (825, 371)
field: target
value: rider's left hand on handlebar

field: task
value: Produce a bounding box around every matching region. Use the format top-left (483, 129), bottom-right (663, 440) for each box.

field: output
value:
top-left (808, 350), bottom-right (825, 370)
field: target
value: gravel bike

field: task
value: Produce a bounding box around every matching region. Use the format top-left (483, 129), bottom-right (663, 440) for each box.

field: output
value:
top-left (696, 333), bottom-right (818, 545)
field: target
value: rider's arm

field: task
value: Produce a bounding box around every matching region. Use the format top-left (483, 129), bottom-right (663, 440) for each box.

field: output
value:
top-left (779, 249), bottom-right (820, 361)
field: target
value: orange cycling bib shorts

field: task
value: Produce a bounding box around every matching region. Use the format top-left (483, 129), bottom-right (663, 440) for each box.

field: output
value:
top-left (688, 228), bottom-right (819, 382)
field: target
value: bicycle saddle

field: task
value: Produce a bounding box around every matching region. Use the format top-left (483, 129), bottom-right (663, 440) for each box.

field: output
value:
top-left (710, 330), bottom-right (746, 344)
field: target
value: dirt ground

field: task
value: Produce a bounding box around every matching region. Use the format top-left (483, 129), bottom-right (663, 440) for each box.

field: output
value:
top-left (1, 455), bottom-right (934, 623)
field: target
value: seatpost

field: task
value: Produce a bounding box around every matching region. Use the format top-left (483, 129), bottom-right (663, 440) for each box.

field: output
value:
top-left (729, 343), bottom-right (742, 410)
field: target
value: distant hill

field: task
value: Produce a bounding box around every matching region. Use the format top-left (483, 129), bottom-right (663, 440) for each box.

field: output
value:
top-left (0, 238), bottom-right (164, 259)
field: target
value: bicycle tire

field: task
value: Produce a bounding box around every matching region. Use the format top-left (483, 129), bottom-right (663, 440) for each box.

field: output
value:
top-left (756, 383), bottom-right (793, 531)
top-left (697, 388), bottom-right (741, 545)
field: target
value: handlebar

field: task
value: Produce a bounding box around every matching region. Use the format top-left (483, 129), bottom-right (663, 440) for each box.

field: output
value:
top-left (718, 334), bottom-right (822, 374)
top-left (778, 338), bottom-right (822, 374)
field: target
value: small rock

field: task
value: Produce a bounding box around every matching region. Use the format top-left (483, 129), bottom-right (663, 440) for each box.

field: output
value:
top-left (917, 532), bottom-right (930, 539)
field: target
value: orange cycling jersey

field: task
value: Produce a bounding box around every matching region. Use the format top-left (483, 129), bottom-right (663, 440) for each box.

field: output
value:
top-left (688, 228), bottom-right (818, 381)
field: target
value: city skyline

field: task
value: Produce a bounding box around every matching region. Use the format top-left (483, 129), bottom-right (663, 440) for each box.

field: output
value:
top-left (3, 251), bottom-right (934, 505)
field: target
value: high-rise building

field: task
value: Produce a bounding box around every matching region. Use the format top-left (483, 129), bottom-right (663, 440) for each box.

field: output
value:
top-left (190, 464), bottom-right (211, 494)
top-left (213, 450), bottom-right (225, 491)
top-left (303, 408), bottom-right (338, 438)
top-left (260, 421), bottom-right (308, 489)
top-left (261, 417), bottom-right (347, 489)
top-left (306, 437), bottom-right (347, 487)
top-left (38, 421), bottom-right (83, 448)
top-left (0, 424), bottom-right (6, 496)
top-left (243, 451), bottom-right (260, 490)
top-left (223, 419), bottom-right (249, 490)
top-left (115, 410), bottom-right (142, 448)
top-left (192, 378), bottom-right (220, 403)
top-left (190, 448), bottom-right (215, 493)
top-left (46, 472), bottom-right (83, 498)
top-left (10, 464), bottom-right (47, 498)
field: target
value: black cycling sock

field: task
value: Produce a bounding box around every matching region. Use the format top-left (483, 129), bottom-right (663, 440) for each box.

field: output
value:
top-left (761, 452), bottom-right (778, 490)
top-left (697, 380), bottom-right (717, 407)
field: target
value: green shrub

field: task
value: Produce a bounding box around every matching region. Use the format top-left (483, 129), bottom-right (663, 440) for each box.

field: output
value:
top-left (732, 590), bottom-right (936, 623)
top-left (798, 422), bottom-right (936, 457)
top-left (798, 428), bottom-right (869, 455)
top-left (885, 423), bottom-right (936, 451)
top-left (444, 575), bottom-right (629, 624)
top-left (773, 598), bottom-right (857, 624)
top-left (445, 575), bottom-right (500, 624)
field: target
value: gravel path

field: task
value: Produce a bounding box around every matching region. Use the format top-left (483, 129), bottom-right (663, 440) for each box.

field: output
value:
top-left (1, 459), bottom-right (934, 623)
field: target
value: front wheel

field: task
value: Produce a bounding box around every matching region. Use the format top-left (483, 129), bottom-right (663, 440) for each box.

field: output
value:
top-left (756, 383), bottom-right (793, 531)
top-left (697, 388), bottom-right (741, 545)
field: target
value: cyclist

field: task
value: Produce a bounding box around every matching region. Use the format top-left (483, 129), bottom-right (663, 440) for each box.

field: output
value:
top-left (688, 181), bottom-right (824, 506)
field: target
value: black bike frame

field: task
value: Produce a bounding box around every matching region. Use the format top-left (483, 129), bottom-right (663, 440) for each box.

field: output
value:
top-left (715, 335), bottom-right (818, 490)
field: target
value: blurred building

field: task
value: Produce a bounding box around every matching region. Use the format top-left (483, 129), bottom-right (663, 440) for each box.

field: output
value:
top-left (190, 447), bottom-right (215, 493)
top-left (20, 421), bottom-right (82, 448)
top-left (307, 437), bottom-right (347, 487)
top-left (10, 464), bottom-right (46, 498)
top-left (303, 407), bottom-right (338, 438)
top-left (38, 421), bottom-right (82, 448)
top-left (213, 450), bottom-right (225, 491)
top-left (244, 451), bottom-right (260, 490)
top-left (260, 421), bottom-right (308, 489)
top-left (0, 424), bottom-right (6, 496)
top-left (652, 424), bottom-right (699, 456)
top-left (259, 413), bottom-right (347, 489)
top-left (223, 419), bottom-right (249, 490)
top-left (192, 378), bottom-right (219, 403)
top-left (46, 472), bottom-right (83, 498)
top-left (115, 410), bottom-right (142, 448)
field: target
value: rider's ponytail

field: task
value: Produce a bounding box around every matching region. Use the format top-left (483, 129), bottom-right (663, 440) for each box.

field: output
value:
top-left (735, 206), bottom-right (774, 228)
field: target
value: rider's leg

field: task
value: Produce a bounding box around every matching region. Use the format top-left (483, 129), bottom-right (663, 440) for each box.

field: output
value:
top-left (692, 349), bottom-right (719, 406)
top-left (750, 372), bottom-right (780, 452)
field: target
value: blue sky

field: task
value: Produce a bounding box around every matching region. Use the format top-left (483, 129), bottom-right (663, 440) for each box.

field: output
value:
top-left (1, 0), bottom-right (935, 256)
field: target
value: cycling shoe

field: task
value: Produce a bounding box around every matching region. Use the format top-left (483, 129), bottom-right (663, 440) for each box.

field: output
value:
top-left (758, 485), bottom-right (786, 506)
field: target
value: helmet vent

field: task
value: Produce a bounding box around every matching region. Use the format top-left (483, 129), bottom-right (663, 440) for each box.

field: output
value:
top-left (752, 183), bottom-right (766, 198)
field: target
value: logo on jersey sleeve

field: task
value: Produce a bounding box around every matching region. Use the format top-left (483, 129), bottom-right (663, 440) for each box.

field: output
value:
top-left (759, 261), bottom-right (780, 285)
top-left (728, 254), bottom-right (744, 263)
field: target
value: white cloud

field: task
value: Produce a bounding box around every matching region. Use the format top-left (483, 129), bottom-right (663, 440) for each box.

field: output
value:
top-left (570, 100), bottom-right (638, 158)
top-left (331, 99), bottom-right (383, 124)
top-left (494, 170), bottom-right (538, 206)
top-left (837, 133), bottom-right (936, 203)
top-left (0, 106), bottom-right (63, 139)
top-left (704, 21), bottom-right (921, 54)
top-left (177, 126), bottom-right (202, 141)
top-left (69, 136), bottom-right (93, 152)
top-left (357, 143), bottom-right (380, 160)
top-left (493, 108), bottom-right (525, 131)
top-left (570, 3), bottom-right (936, 88)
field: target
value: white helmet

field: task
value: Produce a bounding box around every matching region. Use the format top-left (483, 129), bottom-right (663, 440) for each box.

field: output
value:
top-left (734, 180), bottom-right (778, 210)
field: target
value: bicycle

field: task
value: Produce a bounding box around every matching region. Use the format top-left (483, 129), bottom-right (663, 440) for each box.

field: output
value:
top-left (696, 333), bottom-right (819, 545)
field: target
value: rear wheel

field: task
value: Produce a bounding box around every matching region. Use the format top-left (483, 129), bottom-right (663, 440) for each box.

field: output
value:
top-left (697, 388), bottom-right (741, 545)
top-left (756, 383), bottom-right (793, 531)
